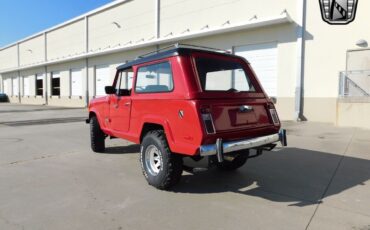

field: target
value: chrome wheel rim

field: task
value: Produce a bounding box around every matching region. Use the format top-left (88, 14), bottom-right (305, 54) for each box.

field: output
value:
top-left (145, 145), bottom-right (162, 176)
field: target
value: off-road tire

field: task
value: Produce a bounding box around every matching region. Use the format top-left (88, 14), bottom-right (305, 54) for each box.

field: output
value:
top-left (90, 116), bottom-right (105, 153)
top-left (140, 130), bottom-right (183, 190)
top-left (216, 152), bottom-right (249, 171)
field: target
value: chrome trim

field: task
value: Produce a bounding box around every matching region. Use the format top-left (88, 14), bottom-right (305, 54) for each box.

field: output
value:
top-left (199, 132), bottom-right (282, 157)
top-left (239, 105), bottom-right (253, 113)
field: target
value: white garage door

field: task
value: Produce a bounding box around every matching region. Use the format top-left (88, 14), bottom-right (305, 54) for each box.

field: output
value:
top-left (23, 76), bottom-right (30, 96)
top-left (3, 79), bottom-right (10, 95)
top-left (12, 78), bottom-right (19, 96)
top-left (235, 43), bottom-right (278, 97)
top-left (71, 69), bottom-right (83, 96)
top-left (95, 65), bottom-right (110, 97)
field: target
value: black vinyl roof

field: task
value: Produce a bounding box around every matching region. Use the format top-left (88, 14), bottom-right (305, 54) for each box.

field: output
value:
top-left (116, 47), bottom-right (240, 70)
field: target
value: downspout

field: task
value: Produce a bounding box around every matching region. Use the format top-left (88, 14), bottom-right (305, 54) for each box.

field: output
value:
top-left (85, 16), bottom-right (90, 107)
top-left (294, 0), bottom-right (307, 121)
top-left (155, 0), bottom-right (160, 51)
top-left (44, 32), bottom-right (48, 105)
top-left (18, 71), bottom-right (21, 103)
top-left (17, 43), bottom-right (21, 103)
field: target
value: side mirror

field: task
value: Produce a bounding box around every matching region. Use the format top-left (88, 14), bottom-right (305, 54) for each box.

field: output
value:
top-left (105, 86), bottom-right (115, 94)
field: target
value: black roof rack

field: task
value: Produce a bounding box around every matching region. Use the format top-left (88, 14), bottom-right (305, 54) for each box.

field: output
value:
top-left (137, 43), bottom-right (231, 58)
top-left (117, 43), bottom-right (234, 70)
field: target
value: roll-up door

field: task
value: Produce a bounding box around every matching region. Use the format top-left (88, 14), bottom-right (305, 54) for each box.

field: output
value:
top-left (12, 78), bottom-right (18, 96)
top-left (3, 79), bottom-right (10, 95)
top-left (71, 69), bottom-right (83, 96)
top-left (235, 43), bottom-right (278, 97)
top-left (95, 65), bottom-right (110, 97)
top-left (23, 77), bottom-right (30, 96)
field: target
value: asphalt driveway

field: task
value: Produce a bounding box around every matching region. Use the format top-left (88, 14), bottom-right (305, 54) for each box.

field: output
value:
top-left (0, 104), bottom-right (369, 230)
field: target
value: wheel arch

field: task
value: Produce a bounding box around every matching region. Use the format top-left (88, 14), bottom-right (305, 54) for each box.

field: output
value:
top-left (89, 111), bottom-right (97, 119)
top-left (88, 109), bottom-right (107, 131)
top-left (139, 120), bottom-right (175, 151)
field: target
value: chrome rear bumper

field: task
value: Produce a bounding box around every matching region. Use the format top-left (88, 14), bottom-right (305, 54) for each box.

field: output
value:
top-left (199, 129), bottom-right (287, 158)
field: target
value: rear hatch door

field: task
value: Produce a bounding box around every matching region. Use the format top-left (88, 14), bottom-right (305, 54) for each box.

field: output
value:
top-left (192, 52), bottom-right (275, 132)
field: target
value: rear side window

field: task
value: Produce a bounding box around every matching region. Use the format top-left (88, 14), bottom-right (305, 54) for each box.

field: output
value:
top-left (195, 57), bottom-right (255, 92)
top-left (135, 62), bottom-right (174, 93)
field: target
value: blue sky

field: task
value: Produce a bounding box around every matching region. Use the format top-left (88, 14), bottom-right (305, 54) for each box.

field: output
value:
top-left (0, 0), bottom-right (113, 48)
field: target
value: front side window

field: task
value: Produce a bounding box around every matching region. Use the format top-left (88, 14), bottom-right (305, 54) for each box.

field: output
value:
top-left (195, 57), bottom-right (255, 92)
top-left (135, 62), bottom-right (173, 93)
top-left (115, 68), bottom-right (134, 95)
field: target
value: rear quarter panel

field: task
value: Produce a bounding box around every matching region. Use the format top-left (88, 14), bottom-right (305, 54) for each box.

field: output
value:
top-left (130, 99), bottom-right (203, 155)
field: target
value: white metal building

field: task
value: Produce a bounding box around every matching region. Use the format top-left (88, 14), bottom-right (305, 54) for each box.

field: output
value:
top-left (0, 0), bottom-right (369, 127)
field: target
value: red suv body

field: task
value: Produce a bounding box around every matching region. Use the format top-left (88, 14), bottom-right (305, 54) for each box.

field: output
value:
top-left (87, 45), bottom-right (287, 190)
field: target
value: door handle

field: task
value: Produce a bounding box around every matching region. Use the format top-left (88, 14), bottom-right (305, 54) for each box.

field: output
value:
top-left (113, 104), bottom-right (119, 109)
top-left (124, 102), bottom-right (131, 107)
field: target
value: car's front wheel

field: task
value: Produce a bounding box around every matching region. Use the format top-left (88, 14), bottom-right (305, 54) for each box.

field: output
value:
top-left (140, 130), bottom-right (183, 190)
top-left (90, 116), bottom-right (105, 153)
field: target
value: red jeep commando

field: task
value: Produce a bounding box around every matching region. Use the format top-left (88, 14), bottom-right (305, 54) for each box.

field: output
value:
top-left (87, 44), bottom-right (287, 190)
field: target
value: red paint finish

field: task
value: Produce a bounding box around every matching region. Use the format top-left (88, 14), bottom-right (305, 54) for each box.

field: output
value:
top-left (88, 49), bottom-right (281, 156)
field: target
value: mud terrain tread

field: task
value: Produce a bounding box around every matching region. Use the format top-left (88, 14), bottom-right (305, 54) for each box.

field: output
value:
top-left (141, 130), bottom-right (183, 190)
top-left (90, 116), bottom-right (105, 153)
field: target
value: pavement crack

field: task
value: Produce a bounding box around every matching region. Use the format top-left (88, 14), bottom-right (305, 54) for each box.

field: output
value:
top-left (0, 152), bottom-right (76, 167)
top-left (305, 128), bottom-right (357, 230)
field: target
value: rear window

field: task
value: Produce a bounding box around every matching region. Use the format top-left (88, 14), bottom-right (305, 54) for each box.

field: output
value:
top-left (195, 57), bottom-right (255, 92)
top-left (135, 62), bottom-right (174, 93)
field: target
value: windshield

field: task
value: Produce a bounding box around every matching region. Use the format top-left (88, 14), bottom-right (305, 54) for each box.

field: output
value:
top-left (195, 56), bottom-right (256, 92)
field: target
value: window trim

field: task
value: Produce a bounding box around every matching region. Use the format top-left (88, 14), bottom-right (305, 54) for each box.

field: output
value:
top-left (134, 61), bottom-right (175, 94)
top-left (189, 53), bottom-right (265, 99)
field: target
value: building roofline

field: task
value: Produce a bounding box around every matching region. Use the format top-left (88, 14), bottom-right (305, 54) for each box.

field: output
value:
top-left (0, 13), bottom-right (293, 74)
top-left (0, 0), bottom-right (132, 51)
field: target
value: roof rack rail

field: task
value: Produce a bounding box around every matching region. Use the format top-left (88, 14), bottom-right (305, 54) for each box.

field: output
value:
top-left (175, 43), bottom-right (231, 54)
top-left (136, 43), bottom-right (231, 59)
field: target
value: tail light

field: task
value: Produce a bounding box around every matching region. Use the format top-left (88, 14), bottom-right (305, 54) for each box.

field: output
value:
top-left (267, 103), bottom-right (280, 126)
top-left (200, 107), bottom-right (216, 134)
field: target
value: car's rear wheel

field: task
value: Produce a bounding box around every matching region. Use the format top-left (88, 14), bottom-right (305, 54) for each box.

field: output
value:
top-left (90, 116), bottom-right (105, 153)
top-left (216, 152), bottom-right (249, 171)
top-left (140, 130), bottom-right (183, 190)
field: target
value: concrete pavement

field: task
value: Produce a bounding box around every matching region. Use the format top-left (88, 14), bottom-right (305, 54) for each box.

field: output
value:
top-left (0, 104), bottom-right (369, 230)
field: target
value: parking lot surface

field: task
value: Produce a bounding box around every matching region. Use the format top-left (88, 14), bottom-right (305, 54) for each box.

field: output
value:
top-left (0, 104), bottom-right (369, 230)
